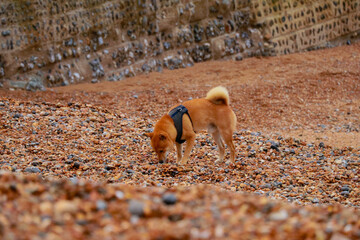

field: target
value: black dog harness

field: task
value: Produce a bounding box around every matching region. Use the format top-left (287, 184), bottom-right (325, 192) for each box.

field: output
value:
top-left (169, 105), bottom-right (193, 144)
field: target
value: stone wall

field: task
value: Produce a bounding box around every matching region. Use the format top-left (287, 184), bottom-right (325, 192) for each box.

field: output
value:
top-left (0, 0), bottom-right (359, 90)
top-left (254, 0), bottom-right (360, 54)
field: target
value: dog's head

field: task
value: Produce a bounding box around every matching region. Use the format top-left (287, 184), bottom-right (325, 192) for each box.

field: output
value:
top-left (145, 131), bottom-right (173, 163)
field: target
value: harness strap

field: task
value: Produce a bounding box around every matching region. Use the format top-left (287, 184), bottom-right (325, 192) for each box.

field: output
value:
top-left (169, 105), bottom-right (193, 144)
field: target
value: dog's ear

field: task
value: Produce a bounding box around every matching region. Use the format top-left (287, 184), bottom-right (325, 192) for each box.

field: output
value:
top-left (144, 132), bottom-right (154, 139)
top-left (159, 133), bottom-right (167, 141)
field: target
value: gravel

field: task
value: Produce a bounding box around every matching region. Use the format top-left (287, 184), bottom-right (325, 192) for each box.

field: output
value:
top-left (0, 44), bottom-right (359, 238)
top-left (0, 92), bottom-right (358, 238)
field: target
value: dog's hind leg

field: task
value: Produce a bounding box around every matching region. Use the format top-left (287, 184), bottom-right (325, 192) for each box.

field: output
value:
top-left (211, 130), bottom-right (225, 162)
top-left (221, 130), bottom-right (236, 163)
top-left (176, 142), bottom-right (182, 162)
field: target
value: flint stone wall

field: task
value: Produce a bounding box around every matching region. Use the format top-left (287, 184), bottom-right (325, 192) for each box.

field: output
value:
top-left (0, 0), bottom-right (359, 90)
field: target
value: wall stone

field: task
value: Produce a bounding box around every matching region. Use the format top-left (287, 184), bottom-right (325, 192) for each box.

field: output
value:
top-left (0, 0), bottom-right (359, 89)
top-left (252, 0), bottom-right (360, 54)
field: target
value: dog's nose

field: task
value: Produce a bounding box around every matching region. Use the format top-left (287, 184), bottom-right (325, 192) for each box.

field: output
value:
top-left (159, 160), bottom-right (164, 164)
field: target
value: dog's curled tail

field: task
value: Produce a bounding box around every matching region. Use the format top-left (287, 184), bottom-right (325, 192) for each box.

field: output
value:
top-left (205, 86), bottom-right (230, 105)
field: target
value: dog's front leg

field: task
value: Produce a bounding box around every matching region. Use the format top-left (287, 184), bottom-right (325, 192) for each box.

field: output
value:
top-left (176, 142), bottom-right (182, 162)
top-left (179, 136), bottom-right (195, 165)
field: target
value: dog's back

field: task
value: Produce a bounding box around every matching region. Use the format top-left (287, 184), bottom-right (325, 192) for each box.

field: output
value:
top-left (181, 86), bottom-right (236, 133)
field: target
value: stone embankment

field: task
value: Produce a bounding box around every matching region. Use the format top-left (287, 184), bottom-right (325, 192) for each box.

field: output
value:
top-left (0, 0), bottom-right (359, 90)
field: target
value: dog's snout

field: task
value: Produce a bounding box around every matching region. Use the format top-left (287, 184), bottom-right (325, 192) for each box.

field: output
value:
top-left (159, 160), bottom-right (164, 164)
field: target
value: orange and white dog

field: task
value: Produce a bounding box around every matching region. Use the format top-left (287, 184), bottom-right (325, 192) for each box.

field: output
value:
top-left (146, 86), bottom-right (237, 164)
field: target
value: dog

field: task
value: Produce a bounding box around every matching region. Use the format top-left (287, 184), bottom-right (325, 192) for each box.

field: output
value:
top-left (146, 86), bottom-right (237, 164)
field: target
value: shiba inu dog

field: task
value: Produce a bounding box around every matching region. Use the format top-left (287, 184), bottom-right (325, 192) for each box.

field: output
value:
top-left (146, 86), bottom-right (237, 164)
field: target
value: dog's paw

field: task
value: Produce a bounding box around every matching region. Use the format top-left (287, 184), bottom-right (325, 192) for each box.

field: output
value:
top-left (214, 159), bottom-right (222, 165)
top-left (225, 160), bottom-right (234, 166)
top-left (179, 159), bottom-right (188, 165)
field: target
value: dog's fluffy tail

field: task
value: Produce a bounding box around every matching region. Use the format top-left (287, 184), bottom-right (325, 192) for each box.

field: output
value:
top-left (205, 86), bottom-right (230, 105)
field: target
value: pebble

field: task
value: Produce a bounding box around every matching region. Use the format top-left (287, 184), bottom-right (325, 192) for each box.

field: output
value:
top-left (98, 37), bottom-right (104, 46)
top-left (13, 113), bottom-right (22, 118)
top-left (340, 191), bottom-right (350, 197)
top-left (115, 191), bottom-right (125, 199)
top-left (96, 200), bottom-right (107, 211)
top-left (105, 165), bottom-right (114, 171)
top-left (1, 30), bottom-right (11, 37)
top-left (31, 161), bottom-right (41, 166)
top-left (312, 198), bottom-right (320, 204)
top-left (128, 200), bottom-right (144, 217)
top-left (269, 209), bottom-right (288, 221)
top-left (56, 53), bottom-right (62, 61)
top-left (24, 167), bottom-right (41, 173)
top-left (69, 177), bottom-right (79, 184)
top-left (73, 162), bottom-right (80, 169)
top-left (55, 200), bottom-right (78, 215)
top-left (235, 55), bottom-right (243, 61)
top-left (162, 193), bottom-right (177, 205)
top-left (248, 150), bottom-right (256, 157)
top-left (270, 144), bottom-right (280, 152)
top-left (261, 183), bottom-right (272, 189)
top-left (340, 186), bottom-right (351, 192)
